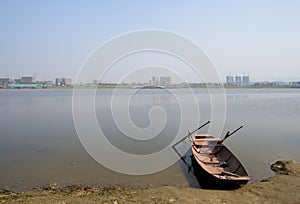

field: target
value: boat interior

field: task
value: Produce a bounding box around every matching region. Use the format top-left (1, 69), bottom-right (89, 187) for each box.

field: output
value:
top-left (192, 134), bottom-right (249, 177)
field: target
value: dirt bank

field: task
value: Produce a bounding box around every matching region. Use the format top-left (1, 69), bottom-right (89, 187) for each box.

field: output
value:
top-left (1, 160), bottom-right (300, 203)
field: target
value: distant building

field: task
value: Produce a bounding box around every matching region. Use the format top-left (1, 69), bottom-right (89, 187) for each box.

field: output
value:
top-left (38, 80), bottom-right (53, 85)
top-left (242, 75), bottom-right (250, 85)
top-left (14, 78), bottom-right (22, 83)
top-left (94, 80), bottom-right (101, 85)
top-left (151, 76), bottom-right (171, 86)
top-left (291, 81), bottom-right (300, 87)
top-left (226, 76), bottom-right (234, 85)
top-left (0, 77), bottom-right (13, 84)
top-left (21, 76), bottom-right (36, 83)
top-left (235, 76), bottom-right (242, 85)
top-left (151, 76), bottom-right (160, 86)
top-left (159, 76), bottom-right (171, 86)
top-left (226, 74), bottom-right (250, 85)
top-left (55, 78), bottom-right (72, 86)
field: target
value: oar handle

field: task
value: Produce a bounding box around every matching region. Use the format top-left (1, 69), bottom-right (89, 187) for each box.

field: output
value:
top-left (229, 125), bottom-right (243, 136)
top-left (172, 121), bottom-right (210, 147)
top-left (190, 120), bottom-right (211, 135)
top-left (220, 125), bottom-right (243, 144)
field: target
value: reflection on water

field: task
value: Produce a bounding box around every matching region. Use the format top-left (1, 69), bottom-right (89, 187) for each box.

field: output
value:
top-left (0, 88), bottom-right (300, 191)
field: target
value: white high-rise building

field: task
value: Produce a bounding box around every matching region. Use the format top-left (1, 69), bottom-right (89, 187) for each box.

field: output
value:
top-left (242, 75), bottom-right (250, 85)
top-left (151, 76), bottom-right (160, 86)
top-left (226, 76), bottom-right (234, 84)
top-left (235, 76), bottom-right (242, 85)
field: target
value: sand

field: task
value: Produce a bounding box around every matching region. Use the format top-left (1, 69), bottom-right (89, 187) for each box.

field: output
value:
top-left (1, 160), bottom-right (300, 204)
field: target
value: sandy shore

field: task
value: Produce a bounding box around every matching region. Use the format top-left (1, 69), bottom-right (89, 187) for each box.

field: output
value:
top-left (1, 160), bottom-right (300, 204)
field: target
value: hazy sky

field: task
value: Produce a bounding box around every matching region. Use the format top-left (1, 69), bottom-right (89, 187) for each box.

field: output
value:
top-left (1, 0), bottom-right (300, 82)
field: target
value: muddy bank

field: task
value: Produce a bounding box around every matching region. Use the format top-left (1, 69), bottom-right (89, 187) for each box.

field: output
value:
top-left (1, 160), bottom-right (300, 203)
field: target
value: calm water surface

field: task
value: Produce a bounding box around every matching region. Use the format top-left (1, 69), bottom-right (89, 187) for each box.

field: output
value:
top-left (0, 88), bottom-right (299, 191)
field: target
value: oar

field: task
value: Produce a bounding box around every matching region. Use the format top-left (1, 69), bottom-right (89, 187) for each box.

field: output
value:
top-left (172, 120), bottom-right (211, 148)
top-left (172, 121), bottom-right (211, 173)
top-left (172, 143), bottom-right (194, 173)
top-left (219, 125), bottom-right (243, 144)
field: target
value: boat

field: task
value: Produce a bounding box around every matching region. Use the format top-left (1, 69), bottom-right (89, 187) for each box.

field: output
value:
top-left (172, 121), bottom-right (250, 189)
top-left (191, 129), bottom-right (250, 188)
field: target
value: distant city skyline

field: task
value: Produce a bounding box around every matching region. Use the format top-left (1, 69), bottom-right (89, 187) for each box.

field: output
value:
top-left (1, 70), bottom-right (298, 84)
top-left (1, 73), bottom-right (300, 85)
top-left (1, 1), bottom-right (300, 82)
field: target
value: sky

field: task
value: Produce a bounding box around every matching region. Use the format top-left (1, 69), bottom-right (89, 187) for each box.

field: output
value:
top-left (1, 0), bottom-right (300, 83)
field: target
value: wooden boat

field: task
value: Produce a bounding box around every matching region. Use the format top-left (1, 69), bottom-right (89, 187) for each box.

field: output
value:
top-left (191, 132), bottom-right (250, 188)
top-left (173, 121), bottom-right (250, 188)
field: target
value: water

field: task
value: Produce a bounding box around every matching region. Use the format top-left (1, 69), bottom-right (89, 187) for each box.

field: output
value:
top-left (0, 88), bottom-right (300, 191)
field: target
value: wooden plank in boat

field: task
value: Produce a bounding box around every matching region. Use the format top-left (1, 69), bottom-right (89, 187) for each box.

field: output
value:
top-left (194, 138), bottom-right (221, 142)
top-left (204, 165), bottom-right (223, 175)
top-left (221, 171), bottom-right (241, 177)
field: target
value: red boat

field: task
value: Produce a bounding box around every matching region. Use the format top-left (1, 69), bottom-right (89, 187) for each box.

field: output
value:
top-left (191, 133), bottom-right (250, 188)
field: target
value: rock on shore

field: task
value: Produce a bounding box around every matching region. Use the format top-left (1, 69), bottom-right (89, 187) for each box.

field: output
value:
top-left (1, 160), bottom-right (300, 204)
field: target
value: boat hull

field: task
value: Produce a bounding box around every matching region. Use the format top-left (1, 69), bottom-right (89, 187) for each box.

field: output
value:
top-left (191, 134), bottom-right (250, 189)
top-left (191, 155), bottom-right (248, 189)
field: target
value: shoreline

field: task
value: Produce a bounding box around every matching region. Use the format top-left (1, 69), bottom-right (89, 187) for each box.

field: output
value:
top-left (1, 160), bottom-right (300, 203)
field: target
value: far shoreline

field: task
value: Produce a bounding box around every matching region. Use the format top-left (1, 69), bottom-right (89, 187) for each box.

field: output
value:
top-left (1, 85), bottom-right (300, 90)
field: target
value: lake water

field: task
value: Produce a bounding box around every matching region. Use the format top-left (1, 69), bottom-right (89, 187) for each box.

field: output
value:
top-left (0, 88), bottom-right (300, 191)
